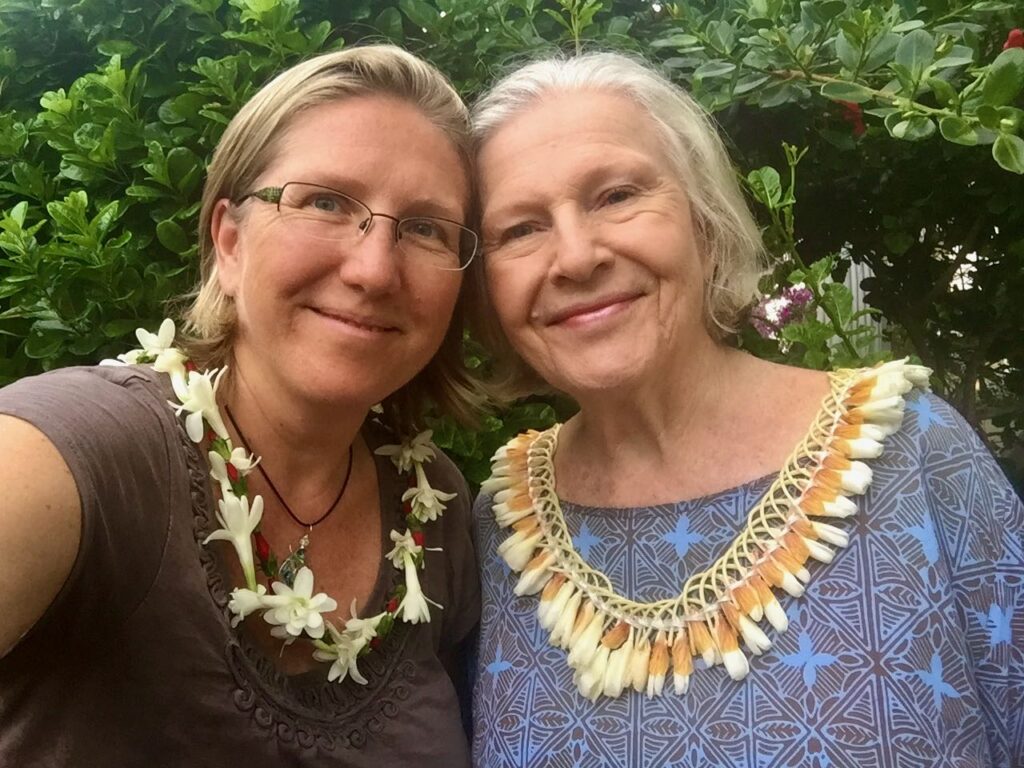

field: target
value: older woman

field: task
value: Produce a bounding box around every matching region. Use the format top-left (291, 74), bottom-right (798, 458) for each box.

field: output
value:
top-left (470, 53), bottom-right (1023, 767)
top-left (0, 46), bottom-right (481, 765)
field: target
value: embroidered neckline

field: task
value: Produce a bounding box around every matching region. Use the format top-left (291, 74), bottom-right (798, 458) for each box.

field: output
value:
top-left (104, 319), bottom-right (456, 686)
top-left (486, 359), bottom-right (931, 700)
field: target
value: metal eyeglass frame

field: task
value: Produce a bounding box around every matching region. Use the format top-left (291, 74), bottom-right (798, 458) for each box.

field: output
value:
top-left (235, 181), bottom-right (479, 271)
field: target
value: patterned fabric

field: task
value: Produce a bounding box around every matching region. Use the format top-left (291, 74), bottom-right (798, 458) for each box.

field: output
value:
top-left (472, 393), bottom-right (1024, 768)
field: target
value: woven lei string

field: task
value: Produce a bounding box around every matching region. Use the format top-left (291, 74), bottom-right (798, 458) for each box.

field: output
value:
top-left (106, 319), bottom-right (453, 685)
top-left (485, 359), bottom-right (931, 701)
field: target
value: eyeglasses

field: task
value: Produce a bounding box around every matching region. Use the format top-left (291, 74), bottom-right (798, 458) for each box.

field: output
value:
top-left (237, 182), bottom-right (479, 271)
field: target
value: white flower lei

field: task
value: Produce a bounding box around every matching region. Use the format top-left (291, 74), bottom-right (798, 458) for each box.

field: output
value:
top-left (105, 319), bottom-right (454, 684)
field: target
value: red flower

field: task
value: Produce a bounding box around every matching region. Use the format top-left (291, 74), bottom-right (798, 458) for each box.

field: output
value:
top-left (1005, 29), bottom-right (1024, 50)
top-left (226, 462), bottom-right (239, 483)
top-left (838, 100), bottom-right (866, 137)
top-left (386, 597), bottom-right (399, 613)
top-left (185, 360), bottom-right (198, 373)
top-left (402, 499), bottom-right (413, 516)
top-left (369, 637), bottom-right (382, 651)
top-left (412, 531), bottom-right (425, 547)
top-left (253, 531), bottom-right (270, 562)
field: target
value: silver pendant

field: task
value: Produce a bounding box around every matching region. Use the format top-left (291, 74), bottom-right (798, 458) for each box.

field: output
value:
top-left (278, 533), bottom-right (311, 587)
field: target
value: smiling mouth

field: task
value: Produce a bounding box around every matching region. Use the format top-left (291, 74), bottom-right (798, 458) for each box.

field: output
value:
top-left (547, 293), bottom-right (643, 326)
top-left (312, 307), bottom-right (399, 334)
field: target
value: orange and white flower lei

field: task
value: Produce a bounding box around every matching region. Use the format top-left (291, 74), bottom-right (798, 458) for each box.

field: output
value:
top-left (486, 360), bottom-right (931, 701)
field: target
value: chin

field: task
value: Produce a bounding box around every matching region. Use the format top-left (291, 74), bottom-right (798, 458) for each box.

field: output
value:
top-left (547, 362), bottom-right (651, 399)
top-left (289, 360), bottom-right (403, 410)
top-left (538, 342), bottom-right (656, 395)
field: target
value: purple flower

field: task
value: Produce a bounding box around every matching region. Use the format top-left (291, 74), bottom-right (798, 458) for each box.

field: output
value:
top-left (750, 283), bottom-right (813, 340)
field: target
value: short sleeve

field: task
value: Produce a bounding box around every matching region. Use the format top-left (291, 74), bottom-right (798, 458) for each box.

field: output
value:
top-left (916, 394), bottom-right (1024, 766)
top-left (0, 365), bottom-right (178, 647)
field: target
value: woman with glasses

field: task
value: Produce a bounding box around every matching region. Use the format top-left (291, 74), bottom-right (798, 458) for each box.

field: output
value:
top-left (0, 46), bottom-right (481, 766)
top-left (469, 53), bottom-right (1023, 767)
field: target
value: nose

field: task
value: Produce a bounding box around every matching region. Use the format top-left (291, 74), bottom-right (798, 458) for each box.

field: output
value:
top-left (337, 215), bottom-right (402, 295)
top-left (549, 208), bottom-right (611, 284)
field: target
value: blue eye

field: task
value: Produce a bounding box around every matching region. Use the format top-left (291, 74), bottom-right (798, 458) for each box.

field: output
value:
top-left (312, 195), bottom-right (339, 212)
top-left (503, 223), bottom-right (536, 242)
top-left (602, 187), bottom-right (636, 206)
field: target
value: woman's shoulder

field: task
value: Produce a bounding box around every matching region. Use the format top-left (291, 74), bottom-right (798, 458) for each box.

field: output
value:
top-left (0, 363), bottom-right (177, 450)
top-left (1, 362), bottom-right (168, 409)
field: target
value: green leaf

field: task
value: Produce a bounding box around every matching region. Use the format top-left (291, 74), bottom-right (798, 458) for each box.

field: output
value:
top-left (126, 185), bottom-right (167, 201)
top-left (375, 7), bottom-right (404, 39)
top-left (102, 319), bottom-right (142, 338)
top-left (607, 16), bottom-right (632, 37)
top-left (890, 115), bottom-right (936, 141)
top-left (23, 331), bottom-right (65, 360)
top-left (976, 105), bottom-right (1001, 129)
top-left (835, 31), bottom-right (860, 71)
top-left (815, 1), bottom-right (846, 21)
top-left (820, 81), bottom-right (875, 104)
top-left (399, 0), bottom-right (438, 29)
top-left (747, 167), bottom-right (782, 208)
top-left (932, 45), bottom-right (974, 69)
top-left (894, 29), bottom-right (935, 78)
top-left (982, 48), bottom-right (1024, 107)
top-left (734, 74), bottom-right (771, 95)
top-left (863, 33), bottom-right (900, 73)
top-left (165, 147), bottom-right (202, 192)
top-left (97, 40), bottom-right (138, 57)
top-left (821, 282), bottom-right (853, 325)
top-left (992, 134), bottom-right (1024, 174)
top-left (693, 61), bottom-right (736, 79)
top-left (651, 33), bottom-right (699, 48)
top-left (156, 220), bottom-right (191, 253)
top-left (970, 0), bottom-right (1012, 9)
top-left (939, 116), bottom-right (978, 146)
top-left (9, 201), bottom-right (28, 228)
top-left (892, 20), bottom-right (926, 33)
top-left (884, 231), bottom-right (915, 254)
top-left (706, 21), bottom-right (735, 54)
top-left (926, 77), bottom-right (958, 106)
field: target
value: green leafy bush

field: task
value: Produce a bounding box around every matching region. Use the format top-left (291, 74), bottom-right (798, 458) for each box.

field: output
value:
top-left (1, 0), bottom-right (1021, 488)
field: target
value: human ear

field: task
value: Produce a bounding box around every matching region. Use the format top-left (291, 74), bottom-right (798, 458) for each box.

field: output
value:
top-left (211, 199), bottom-right (242, 297)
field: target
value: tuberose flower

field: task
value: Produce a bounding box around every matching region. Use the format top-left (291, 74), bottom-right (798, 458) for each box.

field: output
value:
top-left (312, 600), bottom-right (384, 684)
top-left (386, 528), bottom-right (423, 568)
top-left (203, 491), bottom-right (264, 589)
top-left (263, 566), bottom-right (338, 642)
top-left (168, 367), bottom-right (229, 443)
top-left (375, 430), bottom-right (435, 473)
top-left (396, 551), bottom-right (442, 624)
top-left (402, 463), bottom-right (456, 523)
top-left (227, 584), bottom-right (268, 627)
top-left (313, 626), bottom-right (368, 685)
top-left (208, 447), bottom-right (260, 494)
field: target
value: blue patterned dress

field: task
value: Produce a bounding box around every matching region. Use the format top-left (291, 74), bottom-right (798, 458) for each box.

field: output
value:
top-left (472, 393), bottom-right (1024, 767)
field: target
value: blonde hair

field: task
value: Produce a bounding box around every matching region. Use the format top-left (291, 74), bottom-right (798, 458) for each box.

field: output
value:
top-left (180, 44), bottom-right (483, 429)
top-left (469, 51), bottom-right (766, 397)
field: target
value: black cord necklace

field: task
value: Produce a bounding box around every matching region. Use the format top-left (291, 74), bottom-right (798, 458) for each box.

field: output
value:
top-left (224, 404), bottom-right (354, 528)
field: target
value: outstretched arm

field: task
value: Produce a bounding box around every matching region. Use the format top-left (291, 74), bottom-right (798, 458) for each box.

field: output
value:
top-left (0, 415), bottom-right (81, 657)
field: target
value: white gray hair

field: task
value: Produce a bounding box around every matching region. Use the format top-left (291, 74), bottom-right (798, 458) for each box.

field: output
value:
top-left (471, 51), bottom-right (765, 340)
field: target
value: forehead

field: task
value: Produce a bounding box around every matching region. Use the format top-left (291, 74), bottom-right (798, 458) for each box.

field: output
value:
top-left (263, 95), bottom-right (469, 214)
top-left (477, 89), bottom-right (671, 206)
